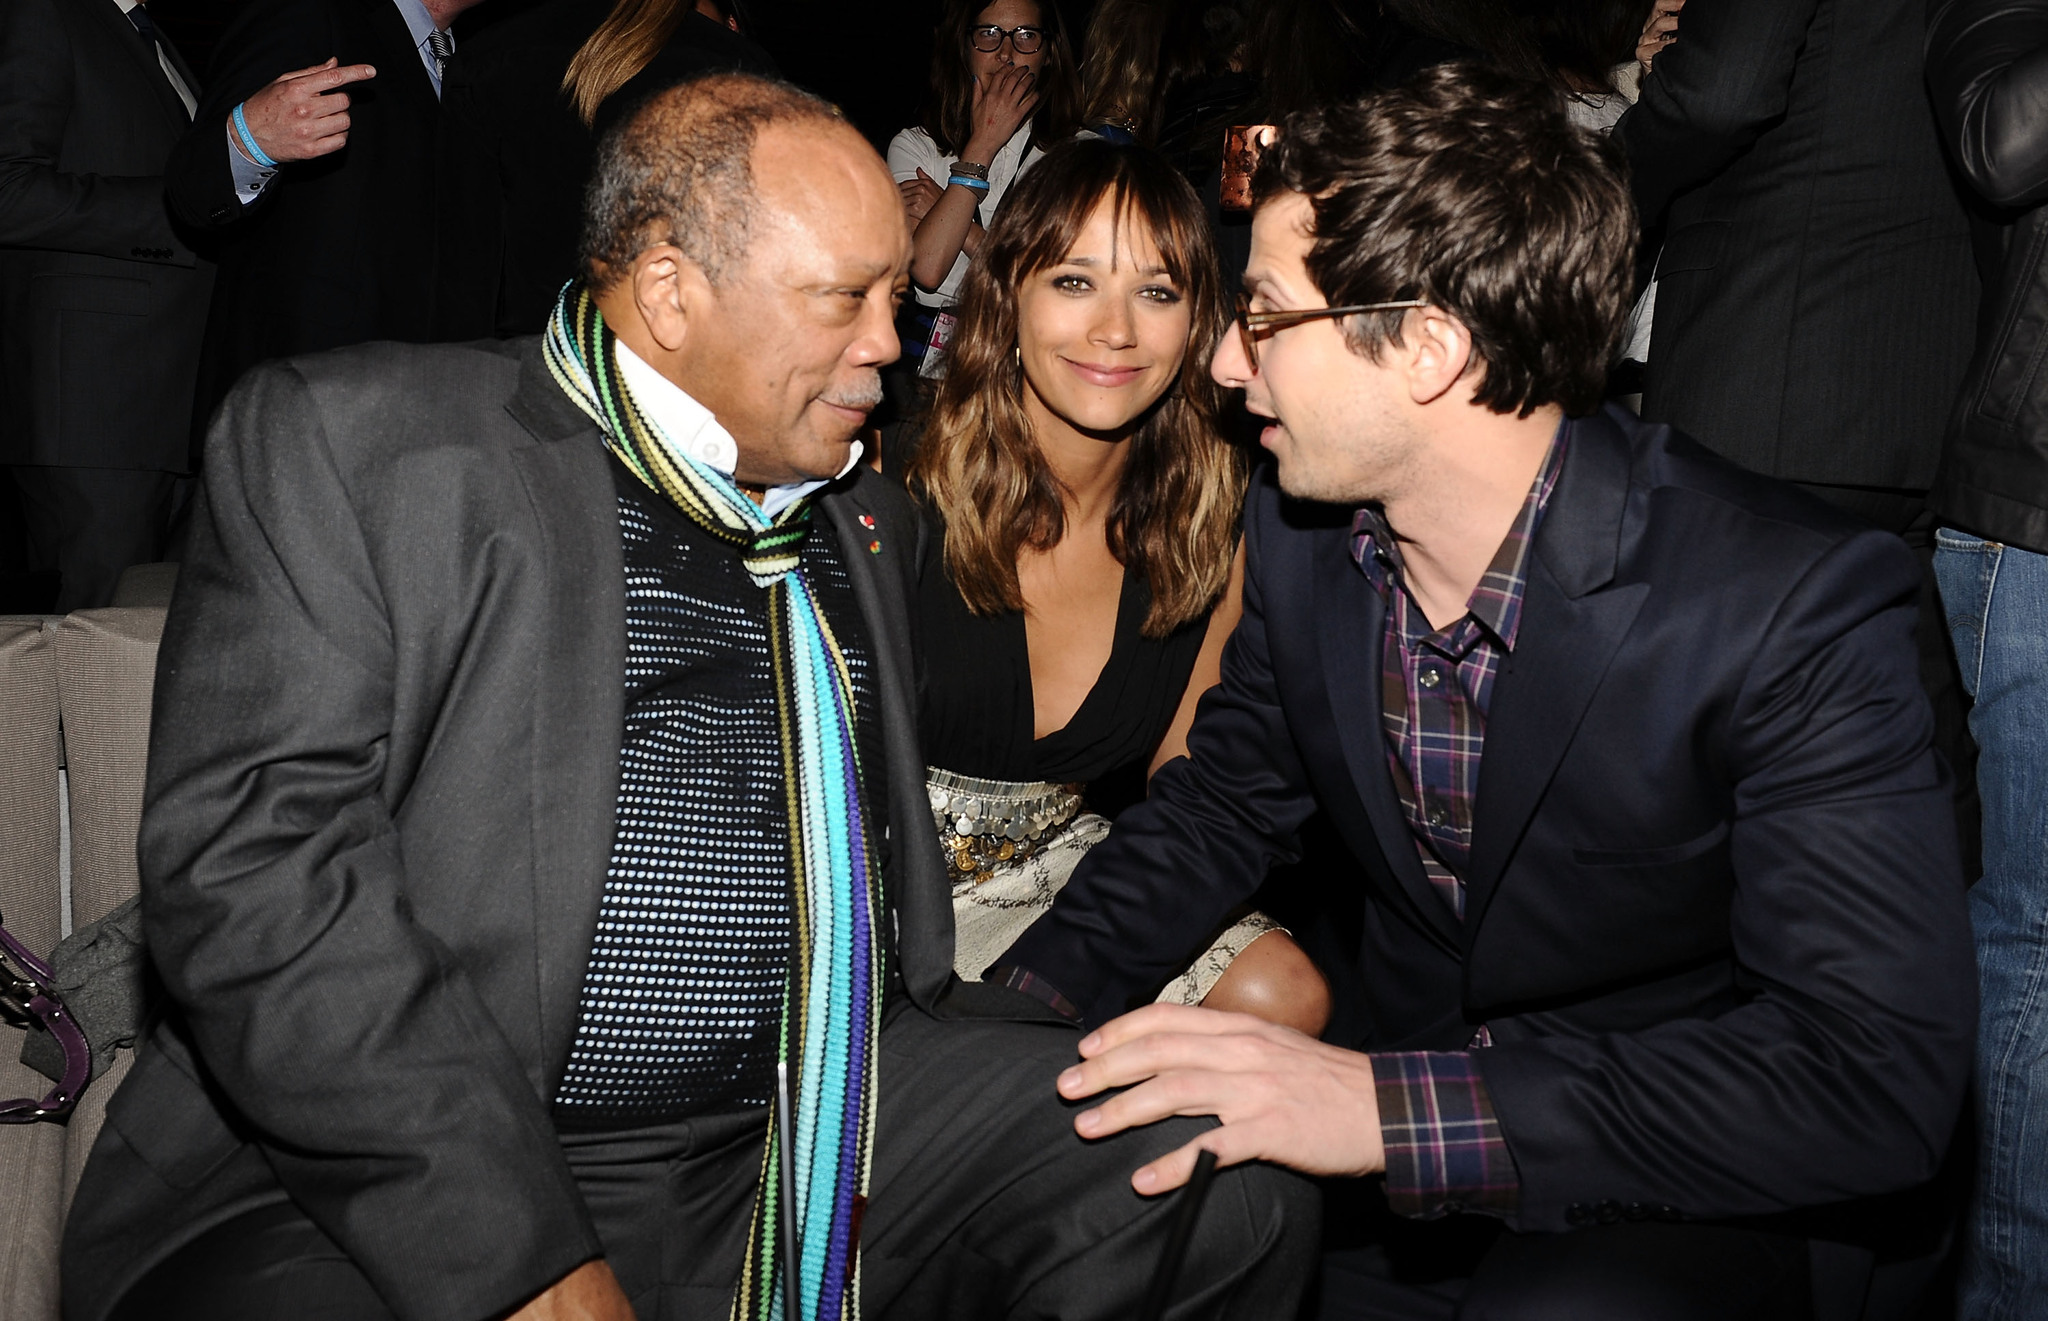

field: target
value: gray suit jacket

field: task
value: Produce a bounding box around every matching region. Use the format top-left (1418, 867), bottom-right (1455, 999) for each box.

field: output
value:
top-left (60, 337), bottom-right (1054, 1321)
top-left (0, 0), bottom-right (213, 471)
top-left (1615, 0), bottom-right (1977, 491)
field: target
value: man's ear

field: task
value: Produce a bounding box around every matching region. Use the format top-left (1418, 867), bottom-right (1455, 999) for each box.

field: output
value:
top-left (1403, 308), bottom-right (1476, 407)
top-left (630, 244), bottom-right (715, 354)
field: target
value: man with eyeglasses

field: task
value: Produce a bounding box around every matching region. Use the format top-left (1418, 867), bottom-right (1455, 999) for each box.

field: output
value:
top-left (993, 64), bottom-right (1976, 1318)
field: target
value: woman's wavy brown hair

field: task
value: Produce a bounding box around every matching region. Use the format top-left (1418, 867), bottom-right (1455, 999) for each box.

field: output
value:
top-left (922, 0), bottom-right (1082, 155)
top-left (909, 138), bottom-right (1245, 637)
top-left (563, 0), bottom-right (735, 127)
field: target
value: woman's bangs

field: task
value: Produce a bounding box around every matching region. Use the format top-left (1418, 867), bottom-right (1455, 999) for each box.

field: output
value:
top-left (1012, 169), bottom-right (1198, 293)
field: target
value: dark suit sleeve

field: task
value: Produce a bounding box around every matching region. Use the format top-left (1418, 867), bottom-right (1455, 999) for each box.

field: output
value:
top-left (1613, 0), bottom-right (1824, 229)
top-left (138, 364), bottom-right (603, 1321)
top-left (164, 0), bottom-right (337, 230)
top-left (0, 0), bottom-right (191, 262)
top-left (1927, 0), bottom-right (2048, 208)
top-left (1479, 529), bottom-right (1976, 1231)
top-left (998, 477), bottom-right (1322, 1024)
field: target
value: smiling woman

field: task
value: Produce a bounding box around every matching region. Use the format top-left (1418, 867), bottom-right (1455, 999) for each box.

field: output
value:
top-left (905, 138), bottom-right (1332, 1032)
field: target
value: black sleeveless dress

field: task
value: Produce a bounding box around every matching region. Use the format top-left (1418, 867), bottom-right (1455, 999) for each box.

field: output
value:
top-left (914, 518), bottom-right (1212, 820)
top-left (914, 509), bottom-right (1280, 996)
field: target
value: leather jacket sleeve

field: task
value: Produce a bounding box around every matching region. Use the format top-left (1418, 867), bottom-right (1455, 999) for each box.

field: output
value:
top-left (1928, 0), bottom-right (2048, 209)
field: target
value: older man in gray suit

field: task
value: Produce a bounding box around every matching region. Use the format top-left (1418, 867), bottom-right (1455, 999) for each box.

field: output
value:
top-left (61, 74), bottom-right (1313, 1321)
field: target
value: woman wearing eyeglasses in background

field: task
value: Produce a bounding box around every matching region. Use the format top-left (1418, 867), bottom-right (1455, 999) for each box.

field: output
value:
top-left (908, 137), bottom-right (1332, 1033)
top-left (885, 0), bottom-right (1080, 397)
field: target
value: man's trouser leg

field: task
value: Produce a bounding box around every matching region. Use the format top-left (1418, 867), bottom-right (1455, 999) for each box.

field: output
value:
top-left (863, 1006), bottom-right (1320, 1320)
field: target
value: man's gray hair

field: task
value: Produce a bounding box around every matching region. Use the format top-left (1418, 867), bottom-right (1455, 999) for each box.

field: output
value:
top-left (579, 73), bottom-right (845, 289)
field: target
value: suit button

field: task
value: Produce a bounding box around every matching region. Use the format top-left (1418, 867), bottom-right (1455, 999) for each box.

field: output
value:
top-left (1657, 1205), bottom-right (1681, 1222)
top-left (1625, 1202), bottom-right (1649, 1221)
top-left (1595, 1200), bottom-right (1622, 1224)
top-left (1565, 1203), bottom-right (1590, 1226)
top-left (210, 208), bottom-right (234, 224)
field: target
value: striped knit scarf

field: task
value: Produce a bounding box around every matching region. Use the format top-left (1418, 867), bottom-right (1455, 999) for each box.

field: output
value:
top-left (544, 283), bottom-right (882, 1321)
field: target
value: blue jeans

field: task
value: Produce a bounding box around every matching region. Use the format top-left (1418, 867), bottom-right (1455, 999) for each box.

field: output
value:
top-left (1936, 531), bottom-right (2048, 1321)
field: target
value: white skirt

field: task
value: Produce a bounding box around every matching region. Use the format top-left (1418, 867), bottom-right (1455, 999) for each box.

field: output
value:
top-left (931, 769), bottom-right (1281, 1006)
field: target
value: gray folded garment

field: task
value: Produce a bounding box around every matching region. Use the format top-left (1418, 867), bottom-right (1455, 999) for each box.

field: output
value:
top-left (20, 896), bottom-right (151, 1085)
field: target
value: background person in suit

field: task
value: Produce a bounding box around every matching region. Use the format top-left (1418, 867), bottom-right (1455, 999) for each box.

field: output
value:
top-left (63, 75), bottom-right (1313, 1321)
top-left (432, 0), bottom-right (775, 343)
top-left (0, 0), bottom-right (212, 612)
top-left (1614, 0), bottom-right (1978, 501)
top-left (164, 0), bottom-right (483, 424)
top-left (999, 66), bottom-right (1979, 1317)
top-left (1612, 0), bottom-right (1984, 875)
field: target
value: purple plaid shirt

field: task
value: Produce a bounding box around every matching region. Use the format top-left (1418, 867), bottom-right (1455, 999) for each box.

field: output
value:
top-left (1352, 429), bottom-right (1567, 1220)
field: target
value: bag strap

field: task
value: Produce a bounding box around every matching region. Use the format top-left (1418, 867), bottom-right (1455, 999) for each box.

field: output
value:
top-left (0, 918), bottom-right (90, 1122)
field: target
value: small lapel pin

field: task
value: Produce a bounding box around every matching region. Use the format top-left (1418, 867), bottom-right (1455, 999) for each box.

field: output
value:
top-left (859, 514), bottom-right (876, 529)
top-left (868, 540), bottom-right (883, 554)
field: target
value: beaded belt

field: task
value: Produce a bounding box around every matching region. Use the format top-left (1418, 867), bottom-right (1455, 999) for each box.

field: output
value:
top-left (925, 768), bottom-right (1085, 885)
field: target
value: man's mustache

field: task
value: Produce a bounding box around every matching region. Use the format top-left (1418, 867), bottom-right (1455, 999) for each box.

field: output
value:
top-left (822, 373), bottom-right (884, 412)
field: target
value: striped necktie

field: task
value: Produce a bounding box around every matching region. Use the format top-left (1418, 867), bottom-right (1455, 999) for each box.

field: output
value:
top-left (425, 27), bottom-right (454, 80)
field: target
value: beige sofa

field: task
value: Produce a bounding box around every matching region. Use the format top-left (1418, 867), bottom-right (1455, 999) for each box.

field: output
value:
top-left (0, 574), bottom-right (170, 1321)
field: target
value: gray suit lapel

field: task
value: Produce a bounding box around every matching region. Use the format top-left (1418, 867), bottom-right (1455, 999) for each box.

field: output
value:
top-left (504, 346), bottom-right (626, 1082)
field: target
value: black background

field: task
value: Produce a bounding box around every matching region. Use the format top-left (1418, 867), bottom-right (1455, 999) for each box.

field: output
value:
top-left (147, 0), bottom-right (990, 150)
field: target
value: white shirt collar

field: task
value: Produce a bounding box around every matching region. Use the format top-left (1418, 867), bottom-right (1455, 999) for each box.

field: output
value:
top-left (613, 340), bottom-right (861, 519)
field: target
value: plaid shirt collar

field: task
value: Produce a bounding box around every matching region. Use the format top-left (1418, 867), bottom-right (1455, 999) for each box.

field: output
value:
top-left (1350, 424), bottom-right (1569, 652)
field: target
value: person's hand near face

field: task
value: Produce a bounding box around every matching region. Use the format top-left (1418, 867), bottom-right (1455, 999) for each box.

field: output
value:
top-left (1638, 0), bottom-right (1683, 75)
top-left (963, 0), bottom-right (1046, 163)
top-left (1015, 197), bottom-right (1192, 440)
top-left (967, 63), bottom-right (1040, 163)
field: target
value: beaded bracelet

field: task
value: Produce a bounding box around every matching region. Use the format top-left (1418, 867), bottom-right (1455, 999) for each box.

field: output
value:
top-left (948, 175), bottom-right (991, 192)
top-left (231, 102), bottom-right (278, 169)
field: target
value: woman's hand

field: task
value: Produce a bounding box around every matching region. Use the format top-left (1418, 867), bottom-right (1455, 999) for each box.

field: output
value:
top-left (900, 168), bottom-right (944, 224)
top-left (1637, 0), bottom-right (1683, 75)
top-left (965, 63), bottom-right (1039, 162)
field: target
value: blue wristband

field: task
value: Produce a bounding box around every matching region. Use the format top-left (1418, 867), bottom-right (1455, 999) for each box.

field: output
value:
top-left (947, 174), bottom-right (991, 192)
top-left (231, 102), bottom-right (278, 169)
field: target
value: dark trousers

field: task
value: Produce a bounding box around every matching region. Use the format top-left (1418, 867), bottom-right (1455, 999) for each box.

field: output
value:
top-left (2, 464), bottom-right (184, 612)
top-left (1312, 1183), bottom-right (1811, 1321)
top-left (108, 1008), bottom-right (1318, 1320)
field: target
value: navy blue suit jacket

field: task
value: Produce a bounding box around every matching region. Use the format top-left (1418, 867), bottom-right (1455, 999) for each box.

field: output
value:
top-left (1002, 405), bottom-right (1976, 1234)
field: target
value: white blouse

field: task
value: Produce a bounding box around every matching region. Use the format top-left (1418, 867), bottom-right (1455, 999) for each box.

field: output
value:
top-left (887, 122), bottom-right (1045, 307)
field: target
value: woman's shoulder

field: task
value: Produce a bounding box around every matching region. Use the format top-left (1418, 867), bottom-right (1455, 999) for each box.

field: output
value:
top-left (887, 126), bottom-right (945, 176)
